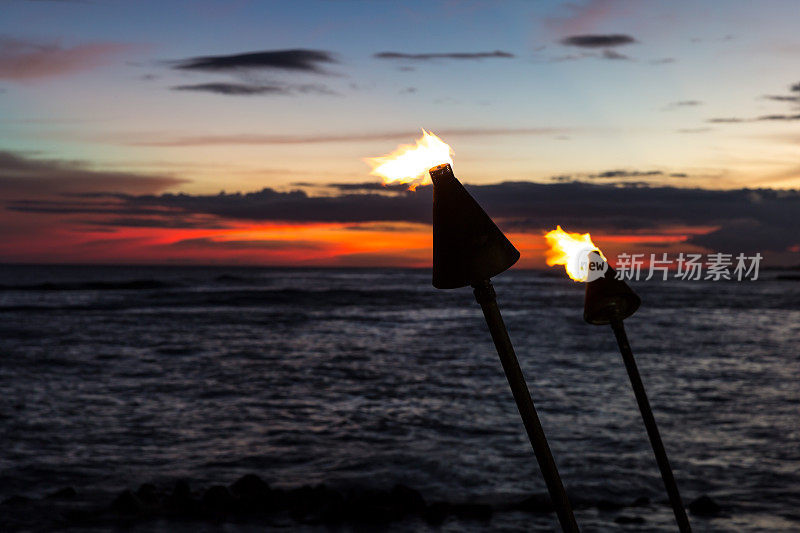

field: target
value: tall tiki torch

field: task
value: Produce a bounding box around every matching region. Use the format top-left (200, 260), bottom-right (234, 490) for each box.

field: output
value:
top-left (366, 132), bottom-right (579, 533)
top-left (546, 227), bottom-right (691, 532)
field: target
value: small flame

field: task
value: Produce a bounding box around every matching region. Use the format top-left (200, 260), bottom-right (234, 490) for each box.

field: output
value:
top-left (544, 225), bottom-right (607, 282)
top-left (365, 129), bottom-right (453, 190)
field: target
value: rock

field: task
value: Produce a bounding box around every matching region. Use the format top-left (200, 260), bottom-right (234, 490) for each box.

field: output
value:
top-left (1, 495), bottom-right (31, 506)
top-left (423, 501), bottom-right (451, 526)
top-left (201, 485), bottom-right (235, 515)
top-left (136, 483), bottom-right (159, 505)
top-left (343, 488), bottom-right (404, 524)
top-left (390, 484), bottom-right (426, 513)
top-left (111, 490), bottom-right (146, 515)
top-left (631, 496), bottom-right (650, 507)
top-left (451, 502), bottom-right (492, 521)
top-left (688, 495), bottom-right (721, 516)
top-left (172, 480), bottom-right (191, 499)
top-left (317, 489), bottom-right (346, 524)
top-left (230, 474), bottom-right (270, 499)
top-left (46, 487), bottom-right (77, 499)
top-left (288, 484), bottom-right (344, 523)
top-left (230, 474), bottom-right (273, 513)
top-left (165, 480), bottom-right (195, 515)
top-left (267, 487), bottom-right (288, 510)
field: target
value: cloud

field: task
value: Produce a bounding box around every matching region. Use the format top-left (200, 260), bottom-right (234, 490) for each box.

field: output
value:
top-left (0, 36), bottom-right (137, 80)
top-left (708, 114), bottom-right (800, 123)
top-left (374, 51), bottom-right (514, 61)
top-left (76, 216), bottom-right (232, 229)
top-left (469, 182), bottom-right (800, 252)
top-left (323, 182), bottom-right (412, 193)
top-left (690, 34), bottom-right (736, 45)
top-left (764, 95), bottom-right (800, 103)
top-left (554, 169), bottom-right (689, 180)
top-left (548, 52), bottom-right (595, 62)
top-left (171, 82), bottom-right (335, 96)
top-left (756, 114), bottom-right (800, 121)
top-left (124, 127), bottom-right (565, 147)
top-left (9, 180), bottom-right (800, 253)
top-left (650, 58), bottom-right (676, 65)
top-left (170, 237), bottom-right (326, 250)
top-left (173, 82), bottom-right (285, 95)
top-left (0, 150), bottom-right (185, 198)
top-left (589, 169), bottom-right (664, 179)
top-left (7, 187), bottom-right (431, 225)
top-left (688, 219), bottom-right (784, 251)
top-left (171, 49), bottom-right (336, 74)
top-left (545, 49), bottom-right (633, 62)
top-left (676, 127), bottom-right (711, 133)
top-left (601, 49), bottom-right (630, 60)
top-left (707, 117), bottom-right (745, 123)
top-left (763, 81), bottom-right (800, 104)
top-left (664, 100), bottom-right (703, 109)
top-left (560, 34), bottom-right (636, 48)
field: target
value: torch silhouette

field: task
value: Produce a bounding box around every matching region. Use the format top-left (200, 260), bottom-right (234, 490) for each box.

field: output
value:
top-left (366, 132), bottom-right (579, 532)
top-left (429, 164), bottom-right (579, 533)
top-left (546, 228), bottom-right (691, 532)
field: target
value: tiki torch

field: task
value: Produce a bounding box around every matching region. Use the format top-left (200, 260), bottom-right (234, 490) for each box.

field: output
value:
top-left (365, 132), bottom-right (579, 533)
top-left (546, 227), bottom-right (691, 533)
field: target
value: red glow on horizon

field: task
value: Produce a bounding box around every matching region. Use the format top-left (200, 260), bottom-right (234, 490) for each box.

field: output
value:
top-left (0, 207), bottom-right (728, 268)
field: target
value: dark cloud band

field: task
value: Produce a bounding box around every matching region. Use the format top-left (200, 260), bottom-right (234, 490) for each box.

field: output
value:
top-left (171, 82), bottom-right (335, 96)
top-left (8, 179), bottom-right (800, 253)
top-left (560, 34), bottom-right (636, 48)
top-left (172, 49), bottom-right (336, 73)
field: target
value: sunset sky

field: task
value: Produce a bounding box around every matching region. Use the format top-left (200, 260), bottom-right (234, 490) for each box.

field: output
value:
top-left (2, 0), bottom-right (799, 267)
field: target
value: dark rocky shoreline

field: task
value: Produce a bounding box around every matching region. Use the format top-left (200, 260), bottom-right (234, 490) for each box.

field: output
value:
top-left (1, 474), bottom-right (722, 531)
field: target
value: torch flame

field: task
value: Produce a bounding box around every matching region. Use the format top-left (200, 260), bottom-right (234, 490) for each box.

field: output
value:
top-left (544, 225), bottom-right (607, 282)
top-left (365, 129), bottom-right (454, 190)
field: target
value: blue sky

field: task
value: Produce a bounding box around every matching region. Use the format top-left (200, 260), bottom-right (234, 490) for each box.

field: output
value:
top-left (1, 0), bottom-right (799, 265)
top-left (2, 0), bottom-right (799, 189)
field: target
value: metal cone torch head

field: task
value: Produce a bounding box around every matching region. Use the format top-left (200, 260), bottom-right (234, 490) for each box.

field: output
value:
top-left (583, 251), bottom-right (641, 325)
top-left (430, 164), bottom-right (520, 289)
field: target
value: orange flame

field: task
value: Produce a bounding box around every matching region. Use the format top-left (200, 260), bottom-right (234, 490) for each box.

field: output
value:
top-left (544, 225), bottom-right (607, 282)
top-left (365, 129), bottom-right (454, 190)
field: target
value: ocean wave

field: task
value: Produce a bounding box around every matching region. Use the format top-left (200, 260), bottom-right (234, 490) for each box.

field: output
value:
top-left (0, 280), bottom-right (177, 291)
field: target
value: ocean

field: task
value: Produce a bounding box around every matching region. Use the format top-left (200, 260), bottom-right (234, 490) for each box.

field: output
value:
top-left (0, 265), bottom-right (798, 531)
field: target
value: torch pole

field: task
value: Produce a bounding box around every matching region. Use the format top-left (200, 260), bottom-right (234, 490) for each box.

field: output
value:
top-left (473, 280), bottom-right (580, 533)
top-left (609, 316), bottom-right (691, 533)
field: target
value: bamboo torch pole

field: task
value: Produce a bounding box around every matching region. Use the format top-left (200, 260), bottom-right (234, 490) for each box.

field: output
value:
top-left (609, 316), bottom-right (691, 532)
top-left (473, 279), bottom-right (580, 532)
top-left (582, 252), bottom-right (691, 532)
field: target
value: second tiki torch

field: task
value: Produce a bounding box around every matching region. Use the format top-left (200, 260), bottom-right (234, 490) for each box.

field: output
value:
top-left (545, 226), bottom-right (692, 532)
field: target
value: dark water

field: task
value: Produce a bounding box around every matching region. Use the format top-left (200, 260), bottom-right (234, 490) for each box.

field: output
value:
top-left (0, 265), bottom-right (798, 531)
